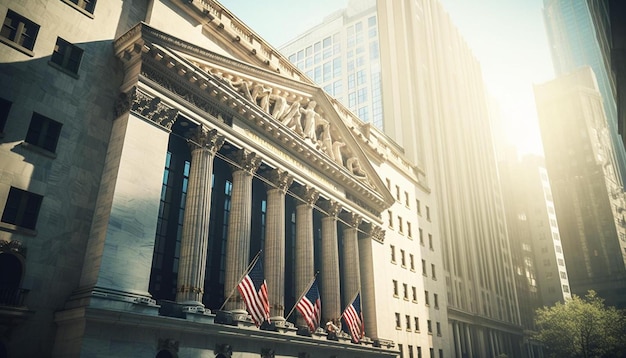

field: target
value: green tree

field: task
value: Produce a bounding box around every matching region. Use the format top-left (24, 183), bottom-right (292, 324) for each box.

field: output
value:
top-left (534, 291), bottom-right (626, 358)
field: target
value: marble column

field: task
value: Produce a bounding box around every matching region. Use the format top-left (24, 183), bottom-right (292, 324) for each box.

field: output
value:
top-left (176, 127), bottom-right (223, 306)
top-left (341, 212), bottom-right (362, 305)
top-left (263, 169), bottom-right (293, 322)
top-left (359, 223), bottom-right (383, 339)
top-left (320, 200), bottom-right (342, 324)
top-left (293, 185), bottom-right (319, 327)
top-left (224, 149), bottom-right (262, 312)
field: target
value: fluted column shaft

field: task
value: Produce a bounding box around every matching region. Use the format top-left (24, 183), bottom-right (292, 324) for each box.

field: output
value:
top-left (320, 200), bottom-right (342, 324)
top-left (359, 224), bottom-right (382, 339)
top-left (224, 149), bottom-right (262, 311)
top-left (294, 186), bottom-right (319, 327)
top-left (263, 169), bottom-right (293, 320)
top-left (176, 128), bottom-right (223, 305)
top-left (341, 213), bottom-right (362, 305)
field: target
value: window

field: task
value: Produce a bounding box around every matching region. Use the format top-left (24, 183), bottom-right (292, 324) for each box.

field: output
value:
top-left (431, 264), bottom-right (436, 279)
top-left (410, 254), bottom-right (415, 270)
top-left (416, 199), bottom-right (421, 215)
top-left (422, 259), bottom-right (427, 276)
top-left (400, 249), bottom-right (406, 266)
top-left (1, 187), bottom-right (43, 230)
top-left (426, 206), bottom-right (431, 221)
top-left (434, 293), bottom-right (439, 308)
top-left (428, 234), bottom-right (433, 250)
top-left (403, 283), bottom-right (408, 300)
top-left (395, 185), bottom-right (400, 200)
top-left (50, 37), bottom-right (83, 74)
top-left (388, 210), bottom-right (393, 228)
top-left (558, 258), bottom-right (565, 266)
top-left (393, 280), bottom-right (398, 297)
top-left (419, 228), bottom-right (424, 245)
top-left (425, 291), bottom-right (430, 306)
top-left (398, 216), bottom-right (404, 234)
top-left (408, 345), bottom-right (414, 358)
top-left (391, 245), bottom-right (396, 263)
top-left (559, 271), bottom-right (567, 279)
top-left (436, 322), bottom-right (441, 336)
top-left (417, 347), bottom-right (422, 358)
top-left (399, 344), bottom-right (404, 358)
top-left (405, 191), bottom-right (410, 206)
top-left (562, 284), bottom-right (570, 293)
top-left (63, 0), bottom-right (97, 14)
top-left (405, 315), bottom-right (411, 330)
top-left (25, 112), bottom-right (62, 153)
top-left (0, 97), bottom-right (11, 133)
top-left (427, 320), bottom-right (432, 333)
top-left (395, 313), bottom-right (401, 329)
top-left (412, 286), bottom-right (417, 302)
top-left (407, 222), bottom-right (412, 238)
top-left (1, 9), bottom-right (40, 52)
top-left (414, 317), bottom-right (420, 331)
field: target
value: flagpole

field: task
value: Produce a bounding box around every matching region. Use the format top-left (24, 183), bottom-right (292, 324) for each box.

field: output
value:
top-left (285, 271), bottom-right (319, 321)
top-left (219, 249), bottom-right (263, 311)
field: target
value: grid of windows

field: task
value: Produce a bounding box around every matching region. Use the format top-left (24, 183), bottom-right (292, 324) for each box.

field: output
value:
top-left (51, 37), bottom-right (83, 74)
top-left (1, 187), bottom-right (43, 230)
top-left (1, 9), bottom-right (39, 52)
top-left (25, 112), bottom-right (62, 153)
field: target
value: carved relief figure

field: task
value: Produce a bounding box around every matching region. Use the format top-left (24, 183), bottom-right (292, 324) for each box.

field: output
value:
top-left (300, 101), bottom-right (318, 141)
top-left (251, 84), bottom-right (272, 112)
top-left (332, 140), bottom-right (345, 165)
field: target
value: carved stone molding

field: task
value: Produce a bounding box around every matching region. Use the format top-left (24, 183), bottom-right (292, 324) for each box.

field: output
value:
top-left (362, 222), bottom-right (385, 243)
top-left (228, 149), bottom-right (262, 175)
top-left (115, 86), bottom-right (179, 129)
top-left (0, 239), bottom-right (26, 257)
top-left (293, 185), bottom-right (319, 207)
top-left (341, 212), bottom-right (362, 228)
top-left (187, 126), bottom-right (225, 154)
top-left (262, 168), bottom-right (293, 193)
top-left (320, 199), bottom-right (342, 218)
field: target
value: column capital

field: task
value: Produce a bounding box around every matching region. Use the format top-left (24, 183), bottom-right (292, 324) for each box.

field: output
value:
top-left (320, 199), bottom-right (342, 218)
top-left (293, 185), bottom-right (320, 207)
top-left (362, 222), bottom-right (385, 243)
top-left (341, 212), bottom-right (362, 228)
top-left (118, 86), bottom-right (179, 129)
top-left (188, 126), bottom-right (224, 153)
top-left (228, 149), bottom-right (262, 175)
top-left (262, 168), bottom-right (293, 193)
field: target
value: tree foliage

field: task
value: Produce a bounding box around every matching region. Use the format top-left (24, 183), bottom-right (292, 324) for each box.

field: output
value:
top-left (534, 291), bottom-right (626, 358)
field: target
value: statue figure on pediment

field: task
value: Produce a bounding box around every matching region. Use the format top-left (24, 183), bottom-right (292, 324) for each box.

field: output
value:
top-left (319, 123), bottom-right (334, 160)
top-left (332, 140), bottom-right (345, 166)
top-left (270, 94), bottom-right (288, 119)
top-left (251, 84), bottom-right (272, 113)
top-left (225, 76), bottom-right (253, 102)
top-left (300, 101), bottom-right (318, 141)
top-left (347, 156), bottom-right (368, 180)
top-left (280, 101), bottom-right (304, 135)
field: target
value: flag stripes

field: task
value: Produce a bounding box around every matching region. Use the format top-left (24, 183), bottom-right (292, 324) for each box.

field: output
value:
top-left (295, 278), bottom-right (321, 332)
top-left (342, 293), bottom-right (364, 343)
top-left (237, 256), bottom-right (270, 326)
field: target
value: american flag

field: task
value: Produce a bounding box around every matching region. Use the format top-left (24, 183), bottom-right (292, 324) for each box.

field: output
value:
top-left (237, 256), bottom-right (270, 326)
top-left (295, 277), bottom-right (321, 333)
top-left (342, 293), bottom-right (364, 343)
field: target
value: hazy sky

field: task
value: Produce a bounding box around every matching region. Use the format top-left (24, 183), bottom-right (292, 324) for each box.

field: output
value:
top-left (219, 0), bottom-right (554, 155)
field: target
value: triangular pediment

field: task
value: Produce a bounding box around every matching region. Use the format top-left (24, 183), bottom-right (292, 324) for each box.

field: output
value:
top-left (114, 23), bottom-right (394, 218)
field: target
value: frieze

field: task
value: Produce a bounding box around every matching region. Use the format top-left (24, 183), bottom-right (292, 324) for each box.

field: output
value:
top-left (128, 87), bottom-right (179, 129)
top-left (141, 65), bottom-right (232, 126)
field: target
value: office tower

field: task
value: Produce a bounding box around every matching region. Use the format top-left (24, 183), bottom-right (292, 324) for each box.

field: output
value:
top-left (543, 0), bottom-right (626, 185)
top-left (282, 0), bottom-right (524, 357)
top-left (499, 151), bottom-right (572, 351)
top-left (586, 0), bottom-right (626, 151)
top-left (534, 66), bottom-right (626, 308)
